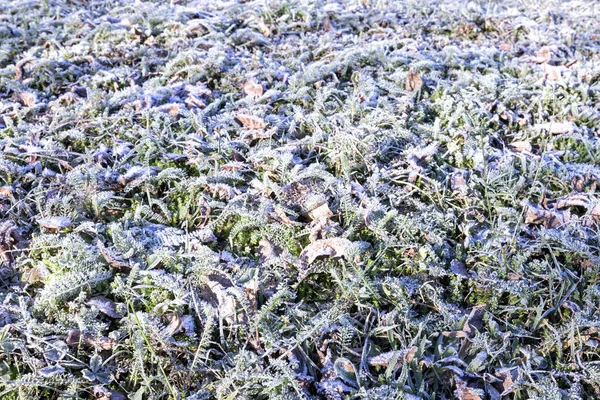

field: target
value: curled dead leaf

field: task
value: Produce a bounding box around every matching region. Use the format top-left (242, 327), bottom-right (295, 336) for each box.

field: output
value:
top-left (542, 63), bottom-right (562, 81)
top-left (185, 94), bottom-right (205, 108)
top-left (524, 202), bottom-right (570, 228)
top-left (0, 186), bottom-right (13, 198)
top-left (243, 81), bottom-right (263, 97)
top-left (455, 376), bottom-right (483, 400)
top-left (405, 68), bottom-right (423, 92)
top-left (66, 330), bottom-right (115, 351)
top-left (235, 114), bottom-right (266, 129)
top-left (508, 140), bottom-right (532, 153)
top-left (368, 347), bottom-right (418, 367)
top-left (16, 92), bottom-right (37, 107)
top-left (535, 121), bottom-right (574, 134)
top-left (85, 296), bottom-right (123, 319)
top-left (308, 203), bottom-right (333, 221)
top-left (37, 217), bottom-right (72, 231)
top-left (300, 238), bottom-right (353, 265)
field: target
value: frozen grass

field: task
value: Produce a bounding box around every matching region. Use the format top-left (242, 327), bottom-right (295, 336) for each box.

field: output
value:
top-left (0, 0), bottom-right (600, 398)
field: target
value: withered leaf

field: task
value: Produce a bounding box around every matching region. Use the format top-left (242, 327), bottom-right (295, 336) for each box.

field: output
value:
top-left (0, 186), bottom-right (13, 198)
top-left (308, 203), bottom-right (333, 221)
top-left (405, 68), bottom-right (423, 92)
top-left (508, 140), bottom-right (532, 153)
top-left (37, 217), bottom-right (72, 230)
top-left (85, 296), bottom-right (123, 319)
top-left (455, 377), bottom-right (483, 400)
top-left (368, 347), bottom-right (418, 367)
top-left (300, 238), bottom-right (353, 264)
top-left (524, 202), bottom-right (570, 228)
top-left (185, 94), bottom-right (205, 108)
top-left (235, 114), bottom-right (266, 129)
top-left (97, 240), bottom-right (129, 270)
top-left (243, 81), bottom-right (263, 97)
top-left (535, 121), bottom-right (574, 134)
top-left (66, 330), bottom-right (115, 351)
top-left (542, 63), bottom-right (562, 81)
top-left (17, 92), bottom-right (37, 107)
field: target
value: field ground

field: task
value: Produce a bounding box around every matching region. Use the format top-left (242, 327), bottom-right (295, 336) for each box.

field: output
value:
top-left (0, 0), bottom-right (600, 398)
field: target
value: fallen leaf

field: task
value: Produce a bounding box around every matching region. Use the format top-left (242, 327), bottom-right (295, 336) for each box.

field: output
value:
top-left (97, 240), bottom-right (130, 269)
top-left (0, 186), bottom-right (13, 198)
top-left (535, 121), bottom-right (574, 134)
top-left (405, 68), bottom-right (423, 92)
top-left (495, 368), bottom-right (515, 395)
top-left (37, 217), bottom-right (72, 230)
top-left (16, 92), bottom-right (36, 106)
top-left (273, 206), bottom-right (299, 226)
top-left (185, 94), bottom-right (205, 108)
top-left (93, 386), bottom-right (127, 400)
top-left (308, 203), bottom-right (333, 221)
top-left (508, 141), bottom-right (532, 153)
top-left (85, 296), bottom-right (123, 319)
top-left (65, 330), bottom-right (115, 351)
top-left (300, 238), bottom-right (353, 264)
top-left (323, 16), bottom-right (335, 32)
top-left (455, 376), bottom-right (483, 400)
top-left (235, 114), bottom-right (266, 129)
top-left (368, 347), bottom-right (418, 367)
top-left (242, 127), bottom-right (275, 143)
top-left (163, 313), bottom-right (182, 336)
top-left (243, 81), bottom-right (263, 97)
top-left (542, 63), bottom-right (562, 81)
top-left (584, 203), bottom-right (600, 226)
top-left (524, 202), bottom-right (570, 228)
top-left (22, 264), bottom-right (50, 284)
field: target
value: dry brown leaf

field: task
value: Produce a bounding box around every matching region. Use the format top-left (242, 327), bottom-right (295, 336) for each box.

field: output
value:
top-left (0, 186), bottom-right (13, 198)
top-left (442, 330), bottom-right (470, 339)
top-left (85, 296), bottom-right (123, 319)
top-left (584, 203), bottom-right (600, 227)
top-left (537, 47), bottom-right (551, 63)
top-left (97, 240), bottom-right (130, 270)
top-left (93, 386), bottom-right (126, 400)
top-left (273, 206), bottom-right (299, 226)
top-left (205, 277), bottom-right (238, 324)
top-left (17, 92), bottom-right (37, 107)
top-left (37, 217), bottom-right (72, 230)
top-left (553, 194), bottom-right (589, 209)
top-left (524, 202), bottom-right (570, 228)
top-left (508, 140), bottom-right (532, 153)
top-left (243, 81), bottom-right (263, 97)
top-left (235, 114), bottom-right (266, 129)
top-left (495, 368), bottom-right (515, 395)
top-left (258, 18), bottom-right (270, 37)
top-left (535, 122), bottom-right (574, 134)
top-left (163, 313), bottom-right (182, 336)
top-left (308, 203), bottom-right (333, 221)
top-left (368, 347), bottom-right (417, 367)
top-left (242, 127), bottom-right (275, 143)
top-left (323, 16), bottom-right (335, 32)
top-left (543, 63), bottom-right (562, 81)
top-left (22, 264), bottom-right (50, 284)
top-left (451, 171), bottom-right (467, 194)
top-left (405, 68), bottom-right (423, 92)
top-left (455, 377), bottom-right (483, 400)
top-left (300, 238), bottom-right (353, 264)
top-left (185, 94), bottom-right (205, 108)
top-left (65, 330), bottom-right (115, 351)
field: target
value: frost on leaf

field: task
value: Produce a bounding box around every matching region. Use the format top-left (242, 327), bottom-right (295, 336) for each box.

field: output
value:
top-left (300, 238), bottom-right (354, 265)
